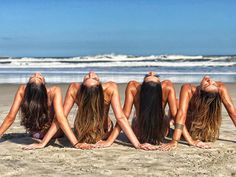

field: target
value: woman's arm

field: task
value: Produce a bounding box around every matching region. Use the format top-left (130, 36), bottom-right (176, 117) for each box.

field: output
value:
top-left (96, 81), bottom-right (136, 147)
top-left (107, 82), bottom-right (158, 150)
top-left (0, 85), bottom-right (24, 137)
top-left (219, 83), bottom-right (236, 126)
top-left (23, 84), bottom-right (77, 149)
top-left (170, 84), bottom-right (192, 145)
top-left (23, 84), bottom-right (93, 150)
top-left (51, 87), bottom-right (79, 146)
top-left (165, 80), bottom-right (178, 120)
top-left (49, 83), bottom-right (78, 139)
top-left (160, 84), bottom-right (210, 151)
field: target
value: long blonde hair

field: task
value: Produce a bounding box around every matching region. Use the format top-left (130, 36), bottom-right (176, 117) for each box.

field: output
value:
top-left (186, 89), bottom-right (222, 142)
top-left (74, 83), bottom-right (105, 143)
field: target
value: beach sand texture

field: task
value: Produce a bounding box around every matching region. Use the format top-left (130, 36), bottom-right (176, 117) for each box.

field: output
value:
top-left (0, 83), bottom-right (235, 177)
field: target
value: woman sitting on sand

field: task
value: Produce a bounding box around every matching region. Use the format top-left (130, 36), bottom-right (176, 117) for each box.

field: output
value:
top-left (160, 76), bottom-right (236, 150)
top-left (94, 71), bottom-right (178, 147)
top-left (24, 72), bottom-right (157, 150)
top-left (0, 73), bottom-right (80, 147)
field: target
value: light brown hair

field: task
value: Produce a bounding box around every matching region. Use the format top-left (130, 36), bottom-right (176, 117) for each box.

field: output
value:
top-left (186, 89), bottom-right (222, 142)
top-left (74, 83), bottom-right (105, 143)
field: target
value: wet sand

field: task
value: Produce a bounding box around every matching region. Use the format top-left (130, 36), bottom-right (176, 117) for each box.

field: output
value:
top-left (0, 83), bottom-right (235, 177)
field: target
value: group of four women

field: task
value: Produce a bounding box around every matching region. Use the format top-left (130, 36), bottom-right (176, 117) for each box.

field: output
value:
top-left (0, 71), bottom-right (235, 151)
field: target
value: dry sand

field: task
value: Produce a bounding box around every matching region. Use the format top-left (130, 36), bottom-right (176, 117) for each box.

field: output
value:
top-left (0, 83), bottom-right (235, 177)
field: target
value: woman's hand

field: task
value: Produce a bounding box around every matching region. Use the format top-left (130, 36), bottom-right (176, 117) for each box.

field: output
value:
top-left (74, 143), bottom-right (95, 150)
top-left (158, 140), bottom-right (178, 151)
top-left (94, 140), bottom-right (112, 148)
top-left (138, 143), bottom-right (160, 151)
top-left (22, 142), bottom-right (45, 150)
top-left (190, 140), bottom-right (211, 149)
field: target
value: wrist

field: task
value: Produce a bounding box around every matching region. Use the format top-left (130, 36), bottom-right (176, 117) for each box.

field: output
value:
top-left (73, 141), bottom-right (80, 148)
top-left (106, 137), bottom-right (114, 145)
top-left (188, 140), bottom-right (196, 146)
top-left (106, 139), bottom-right (113, 146)
top-left (171, 139), bottom-right (179, 145)
top-left (40, 142), bottom-right (47, 147)
top-left (134, 143), bottom-right (141, 149)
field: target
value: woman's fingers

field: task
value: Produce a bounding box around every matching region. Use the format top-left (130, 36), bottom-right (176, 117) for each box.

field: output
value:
top-left (195, 141), bottom-right (211, 149)
top-left (158, 142), bottom-right (177, 151)
top-left (75, 143), bottom-right (96, 150)
top-left (139, 143), bottom-right (159, 151)
top-left (22, 143), bottom-right (44, 150)
top-left (31, 138), bottom-right (42, 143)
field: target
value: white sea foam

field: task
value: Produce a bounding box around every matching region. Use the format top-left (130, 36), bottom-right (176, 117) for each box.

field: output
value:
top-left (0, 54), bottom-right (235, 83)
top-left (0, 61), bottom-right (234, 68)
top-left (0, 54), bottom-right (233, 62)
top-left (0, 54), bottom-right (235, 68)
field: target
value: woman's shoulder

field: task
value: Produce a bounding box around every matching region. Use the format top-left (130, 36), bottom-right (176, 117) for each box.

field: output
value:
top-left (216, 81), bottom-right (226, 90)
top-left (216, 81), bottom-right (228, 94)
top-left (68, 82), bottom-right (81, 90)
top-left (181, 83), bottom-right (196, 90)
top-left (127, 80), bottom-right (140, 88)
top-left (103, 81), bottom-right (118, 93)
top-left (161, 80), bottom-right (174, 89)
top-left (18, 84), bottom-right (26, 92)
top-left (101, 82), bottom-right (118, 103)
top-left (65, 82), bottom-right (81, 95)
top-left (126, 81), bottom-right (140, 97)
top-left (180, 83), bottom-right (197, 98)
top-left (17, 84), bottom-right (26, 97)
top-left (46, 86), bottom-right (62, 98)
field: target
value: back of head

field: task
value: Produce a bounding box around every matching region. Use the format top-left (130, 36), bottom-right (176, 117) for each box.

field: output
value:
top-left (138, 81), bottom-right (165, 144)
top-left (20, 82), bottom-right (51, 132)
top-left (74, 83), bottom-right (105, 143)
top-left (187, 89), bottom-right (222, 142)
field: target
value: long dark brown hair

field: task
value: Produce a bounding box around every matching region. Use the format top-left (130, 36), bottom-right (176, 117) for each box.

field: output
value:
top-left (138, 81), bottom-right (166, 144)
top-left (20, 82), bottom-right (51, 132)
top-left (74, 83), bottom-right (105, 144)
top-left (186, 89), bottom-right (222, 142)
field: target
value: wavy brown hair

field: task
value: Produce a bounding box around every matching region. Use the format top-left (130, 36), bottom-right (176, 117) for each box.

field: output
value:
top-left (74, 83), bottom-right (105, 144)
top-left (138, 81), bottom-right (167, 145)
top-left (20, 82), bottom-right (51, 132)
top-left (186, 89), bottom-right (222, 142)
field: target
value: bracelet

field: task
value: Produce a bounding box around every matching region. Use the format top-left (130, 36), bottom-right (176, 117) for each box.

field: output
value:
top-left (175, 123), bottom-right (184, 130)
top-left (73, 142), bottom-right (80, 148)
top-left (172, 139), bottom-right (179, 143)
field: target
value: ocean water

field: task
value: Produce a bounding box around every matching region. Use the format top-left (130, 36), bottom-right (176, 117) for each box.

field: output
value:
top-left (0, 54), bottom-right (235, 83)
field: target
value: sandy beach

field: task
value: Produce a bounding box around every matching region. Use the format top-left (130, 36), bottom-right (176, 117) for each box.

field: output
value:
top-left (0, 83), bottom-right (235, 177)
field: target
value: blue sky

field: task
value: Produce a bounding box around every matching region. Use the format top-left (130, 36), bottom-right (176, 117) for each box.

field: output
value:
top-left (0, 0), bottom-right (235, 57)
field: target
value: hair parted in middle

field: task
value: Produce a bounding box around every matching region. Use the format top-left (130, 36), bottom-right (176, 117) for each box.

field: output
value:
top-left (138, 81), bottom-right (167, 145)
top-left (74, 83), bottom-right (105, 144)
top-left (186, 89), bottom-right (222, 142)
top-left (20, 82), bottom-right (52, 133)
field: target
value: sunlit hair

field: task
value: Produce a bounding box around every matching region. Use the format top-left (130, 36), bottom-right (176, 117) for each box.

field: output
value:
top-left (138, 81), bottom-right (166, 144)
top-left (20, 82), bottom-right (51, 132)
top-left (74, 83), bottom-right (105, 144)
top-left (186, 89), bottom-right (222, 142)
